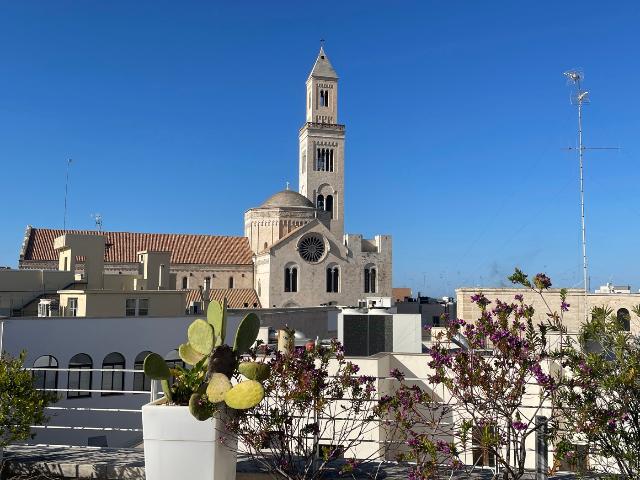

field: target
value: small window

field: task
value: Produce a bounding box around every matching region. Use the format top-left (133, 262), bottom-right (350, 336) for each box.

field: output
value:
top-left (125, 299), bottom-right (137, 316)
top-left (204, 277), bottom-right (211, 290)
top-left (182, 276), bottom-right (188, 289)
top-left (364, 267), bottom-right (377, 294)
top-left (138, 298), bottom-right (149, 316)
top-left (32, 355), bottom-right (58, 392)
top-left (617, 308), bottom-right (631, 331)
top-left (472, 424), bottom-right (497, 468)
top-left (317, 194), bottom-right (324, 210)
top-left (432, 315), bottom-right (442, 327)
top-left (285, 267), bottom-right (298, 293)
top-left (133, 351), bottom-right (152, 392)
top-left (228, 277), bottom-right (234, 289)
top-left (101, 352), bottom-right (125, 396)
top-left (326, 266), bottom-right (339, 293)
top-left (68, 353), bottom-right (93, 399)
top-left (68, 297), bottom-right (78, 317)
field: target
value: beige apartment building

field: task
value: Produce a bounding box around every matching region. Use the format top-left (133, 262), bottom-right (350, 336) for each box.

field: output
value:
top-left (456, 286), bottom-right (640, 334)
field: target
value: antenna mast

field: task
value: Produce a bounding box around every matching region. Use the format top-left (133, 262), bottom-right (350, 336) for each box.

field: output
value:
top-left (63, 158), bottom-right (73, 232)
top-left (564, 70), bottom-right (589, 318)
top-left (91, 213), bottom-right (103, 232)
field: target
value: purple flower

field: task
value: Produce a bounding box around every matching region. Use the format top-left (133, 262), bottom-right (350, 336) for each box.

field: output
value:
top-left (390, 368), bottom-right (405, 381)
top-left (436, 440), bottom-right (451, 454)
top-left (514, 294), bottom-right (524, 302)
top-left (533, 273), bottom-right (552, 290)
top-left (561, 301), bottom-right (570, 312)
top-left (512, 421), bottom-right (527, 431)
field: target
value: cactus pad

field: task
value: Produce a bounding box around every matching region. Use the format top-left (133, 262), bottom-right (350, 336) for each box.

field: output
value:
top-left (188, 319), bottom-right (215, 355)
top-left (189, 393), bottom-right (213, 421)
top-left (143, 353), bottom-right (170, 380)
top-left (224, 380), bottom-right (265, 410)
top-left (179, 342), bottom-right (205, 365)
top-left (238, 362), bottom-right (270, 382)
top-left (206, 373), bottom-right (232, 403)
top-left (207, 299), bottom-right (227, 346)
top-left (233, 312), bottom-right (260, 354)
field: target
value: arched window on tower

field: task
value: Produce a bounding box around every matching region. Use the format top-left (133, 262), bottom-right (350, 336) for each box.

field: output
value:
top-left (328, 149), bottom-right (334, 172)
top-left (317, 148), bottom-right (324, 171)
top-left (324, 90), bottom-right (329, 108)
top-left (320, 89), bottom-right (325, 107)
top-left (325, 195), bottom-right (333, 218)
top-left (364, 266), bottom-right (377, 294)
top-left (317, 194), bottom-right (324, 210)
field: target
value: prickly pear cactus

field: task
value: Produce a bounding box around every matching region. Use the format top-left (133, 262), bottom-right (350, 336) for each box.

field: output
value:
top-left (238, 362), bottom-right (270, 382)
top-left (188, 318), bottom-right (215, 355)
top-left (144, 299), bottom-right (269, 418)
top-left (206, 373), bottom-right (232, 403)
top-left (224, 380), bottom-right (265, 410)
top-left (233, 312), bottom-right (260, 354)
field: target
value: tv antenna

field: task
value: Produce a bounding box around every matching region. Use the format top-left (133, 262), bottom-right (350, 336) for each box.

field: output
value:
top-left (91, 213), bottom-right (103, 232)
top-left (563, 69), bottom-right (619, 320)
top-left (63, 158), bottom-right (73, 231)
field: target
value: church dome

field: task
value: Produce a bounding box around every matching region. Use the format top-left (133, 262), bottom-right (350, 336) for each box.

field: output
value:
top-left (261, 190), bottom-right (314, 208)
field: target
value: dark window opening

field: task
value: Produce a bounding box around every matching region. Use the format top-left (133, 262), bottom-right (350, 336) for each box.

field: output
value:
top-left (68, 353), bottom-right (93, 399)
top-left (101, 352), bottom-right (125, 396)
top-left (326, 195), bottom-right (333, 218)
top-left (32, 355), bottom-right (58, 392)
top-left (133, 351), bottom-right (152, 392)
top-left (617, 308), bottom-right (631, 331)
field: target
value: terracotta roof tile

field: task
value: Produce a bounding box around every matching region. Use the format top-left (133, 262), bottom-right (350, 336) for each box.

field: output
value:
top-left (23, 228), bottom-right (253, 266)
top-left (184, 289), bottom-right (261, 309)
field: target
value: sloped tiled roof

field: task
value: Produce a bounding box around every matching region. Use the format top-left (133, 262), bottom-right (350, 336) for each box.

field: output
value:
top-left (22, 228), bottom-right (253, 265)
top-left (184, 289), bottom-right (261, 309)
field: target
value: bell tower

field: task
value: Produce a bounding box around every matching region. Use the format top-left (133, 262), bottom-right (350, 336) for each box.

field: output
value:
top-left (299, 46), bottom-right (345, 239)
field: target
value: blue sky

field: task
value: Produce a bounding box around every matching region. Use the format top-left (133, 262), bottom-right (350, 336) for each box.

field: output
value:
top-left (0, 1), bottom-right (638, 296)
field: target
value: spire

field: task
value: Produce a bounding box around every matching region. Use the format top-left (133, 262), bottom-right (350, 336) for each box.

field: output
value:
top-left (308, 46), bottom-right (338, 80)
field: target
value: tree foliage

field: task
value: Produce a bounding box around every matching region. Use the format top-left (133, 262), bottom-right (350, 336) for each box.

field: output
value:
top-left (552, 306), bottom-right (640, 478)
top-left (0, 352), bottom-right (55, 448)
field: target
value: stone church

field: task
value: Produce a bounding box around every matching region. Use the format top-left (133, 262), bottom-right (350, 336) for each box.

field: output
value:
top-left (18, 47), bottom-right (392, 310)
top-left (244, 47), bottom-right (392, 308)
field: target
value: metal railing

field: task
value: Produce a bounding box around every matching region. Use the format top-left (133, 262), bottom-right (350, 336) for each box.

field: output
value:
top-left (27, 367), bottom-right (158, 443)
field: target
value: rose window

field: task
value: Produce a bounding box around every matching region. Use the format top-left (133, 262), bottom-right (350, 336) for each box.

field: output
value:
top-left (298, 234), bottom-right (326, 263)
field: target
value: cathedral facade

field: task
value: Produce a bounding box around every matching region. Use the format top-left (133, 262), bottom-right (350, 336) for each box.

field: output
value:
top-left (245, 47), bottom-right (392, 308)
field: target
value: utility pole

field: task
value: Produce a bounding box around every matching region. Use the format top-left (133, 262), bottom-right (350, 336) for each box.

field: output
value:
top-left (564, 70), bottom-right (589, 319)
top-left (564, 70), bottom-right (618, 321)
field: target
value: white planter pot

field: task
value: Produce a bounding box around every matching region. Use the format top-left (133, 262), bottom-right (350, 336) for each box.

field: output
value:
top-left (142, 399), bottom-right (237, 480)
